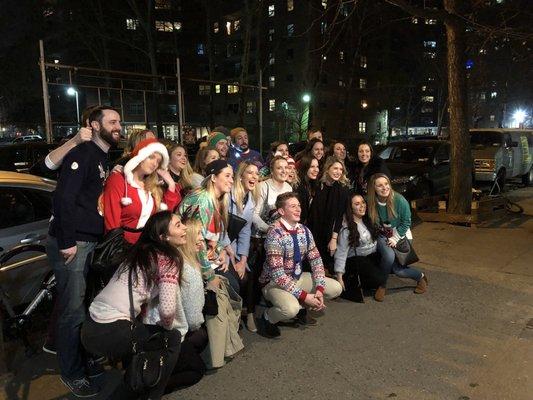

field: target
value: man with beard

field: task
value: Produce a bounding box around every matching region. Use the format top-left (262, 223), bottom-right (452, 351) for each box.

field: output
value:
top-left (228, 127), bottom-right (264, 171)
top-left (46, 106), bottom-right (121, 397)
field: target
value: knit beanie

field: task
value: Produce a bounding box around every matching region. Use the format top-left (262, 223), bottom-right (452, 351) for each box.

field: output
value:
top-left (121, 138), bottom-right (169, 207)
top-left (207, 132), bottom-right (227, 149)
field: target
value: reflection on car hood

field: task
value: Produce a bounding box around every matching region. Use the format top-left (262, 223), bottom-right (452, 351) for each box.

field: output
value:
top-left (471, 146), bottom-right (498, 159)
top-left (386, 162), bottom-right (429, 177)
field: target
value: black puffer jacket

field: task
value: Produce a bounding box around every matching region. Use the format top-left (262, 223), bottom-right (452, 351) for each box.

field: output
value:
top-left (352, 156), bottom-right (391, 195)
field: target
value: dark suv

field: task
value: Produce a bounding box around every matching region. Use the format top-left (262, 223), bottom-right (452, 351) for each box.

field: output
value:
top-left (379, 140), bottom-right (451, 200)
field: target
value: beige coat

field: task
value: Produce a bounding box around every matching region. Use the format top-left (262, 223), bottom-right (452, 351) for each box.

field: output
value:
top-left (202, 276), bottom-right (244, 368)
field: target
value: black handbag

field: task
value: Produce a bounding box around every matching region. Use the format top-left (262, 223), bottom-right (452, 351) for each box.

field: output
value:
top-left (124, 270), bottom-right (181, 393)
top-left (227, 197), bottom-right (248, 242)
top-left (202, 289), bottom-right (218, 316)
top-left (90, 228), bottom-right (130, 274)
top-left (393, 238), bottom-right (420, 266)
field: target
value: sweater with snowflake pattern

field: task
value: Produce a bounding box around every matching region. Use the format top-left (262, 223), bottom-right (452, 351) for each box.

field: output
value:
top-left (260, 219), bottom-right (326, 301)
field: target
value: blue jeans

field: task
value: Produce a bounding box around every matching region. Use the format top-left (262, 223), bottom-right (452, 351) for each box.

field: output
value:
top-left (46, 236), bottom-right (96, 380)
top-left (377, 236), bottom-right (422, 286)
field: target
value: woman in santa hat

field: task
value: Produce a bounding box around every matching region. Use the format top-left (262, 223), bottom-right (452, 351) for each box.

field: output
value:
top-left (103, 138), bottom-right (180, 244)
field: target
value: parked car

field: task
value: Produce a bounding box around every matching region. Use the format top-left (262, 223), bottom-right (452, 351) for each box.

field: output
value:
top-left (12, 135), bottom-right (44, 143)
top-left (379, 140), bottom-right (450, 200)
top-left (0, 171), bottom-right (55, 307)
top-left (0, 142), bottom-right (56, 175)
top-left (471, 129), bottom-right (533, 188)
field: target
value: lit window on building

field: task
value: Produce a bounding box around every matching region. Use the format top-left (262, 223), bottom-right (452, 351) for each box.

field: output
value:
top-left (421, 106), bottom-right (433, 113)
top-left (268, 28), bottom-right (275, 42)
top-left (268, 5), bottom-right (275, 17)
top-left (361, 100), bottom-right (368, 109)
top-left (174, 22), bottom-right (182, 31)
top-left (228, 84), bottom-right (239, 94)
top-left (197, 44), bottom-right (205, 55)
top-left (341, 3), bottom-right (350, 16)
top-left (358, 122), bottom-right (366, 133)
top-left (246, 101), bottom-right (256, 114)
top-left (226, 21), bottom-right (232, 35)
top-left (321, 21), bottom-right (327, 34)
top-left (155, 0), bottom-right (171, 9)
top-left (322, 0), bottom-right (328, 9)
top-left (491, 91), bottom-right (497, 98)
top-left (156, 21), bottom-right (175, 32)
top-left (421, 85), bottom-right (427, 92)
top-left (234, 20), bottom-right (240, 31)
top-left (424, 51), bottom-right (436, 59)
top-left (322, 54), bottom-right (327, 61)
top-left (126, 19), bottom-right (139, 30)
top-left (269, 54), bottom-right (275, 65)
top-left (287, 0), bottom-right (294, 11)
top-left (422, 96), bottom-right (434, 102)
top-left (479, 48), bottom-right (487, 54)
top-left (360, 56), bottom-right (367, 68)
top-left (269, 76), bottom-right (276, 88)
top-left (424, 41), bottom-right (436, 48)
top-left (198, 85), bottom-right (210, 96)
top-left (428, 77), bottom-right (435, 81)
top-left (213, 22), bottom-right (219, 33)
top-left (269, 99), bottom-right (276, 111)
top-left (480, 92), bottom-right (486, 100)
top-left (338, 80), bottom-right (345, 87)
top-left (425, 19), bottom-right (437, 25)
top-left (287, 24), bottom-right (295, 37)
top-left (490, 115), bottom-right (495, 121)
top-left (215, 85), bottom-right (221, 94)
top-left (339, 51), bottom-right (345, 61)
top-left (412, 17), bottom-right (418, 24)
top-left (359, 78), bottom-right (367, 89)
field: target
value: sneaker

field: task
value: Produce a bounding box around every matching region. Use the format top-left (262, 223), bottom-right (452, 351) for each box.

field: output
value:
top-left (257, 312), bottom-right (280, 339)
top-left (42, 338), bottom-right (57, 355)
top-left (296, 309), bottom-right (317, 326)
top-left (86, 359), bottom-right (105, 378)
top-left (414, 274), bottom-right (429, 294)
top-left (246, 313), bottom-right (258, 333)
top-left (60, 376), bottom-right (100, 398)
top-left (374, 286), bottom-right (386, 302)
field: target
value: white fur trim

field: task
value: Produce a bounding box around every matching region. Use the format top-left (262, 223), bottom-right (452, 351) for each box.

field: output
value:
top-left (159, 202), bottom-right (168, 211)
top-left (123, 142), bottom-right (169, 185)
top-left (121, 197), bottom-right (132, 206)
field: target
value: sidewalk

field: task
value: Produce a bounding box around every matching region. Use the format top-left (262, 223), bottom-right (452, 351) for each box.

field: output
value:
top-left (1, 188), bottom-right (532, 400)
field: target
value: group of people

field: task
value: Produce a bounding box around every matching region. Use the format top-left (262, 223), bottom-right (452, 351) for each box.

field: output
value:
top-left (41, 105), bottom-right (428, 399)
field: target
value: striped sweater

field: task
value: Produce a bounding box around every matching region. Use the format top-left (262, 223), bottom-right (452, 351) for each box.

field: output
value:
top-left (260, 219), bottom-right (326, 301)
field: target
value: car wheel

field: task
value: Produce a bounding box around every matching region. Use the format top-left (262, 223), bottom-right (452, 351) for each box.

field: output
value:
top-left (521, 167), bottom-right (533, 187)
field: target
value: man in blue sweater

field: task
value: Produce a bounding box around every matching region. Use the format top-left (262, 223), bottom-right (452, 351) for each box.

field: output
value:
top-left (46, 106), bottom-right (121, 397)
top-left (228, 127), bottom-right (264, 171)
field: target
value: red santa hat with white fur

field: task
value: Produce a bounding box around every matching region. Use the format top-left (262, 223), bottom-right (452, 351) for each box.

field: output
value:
top-left (121, 138), bottom-right (170, 208)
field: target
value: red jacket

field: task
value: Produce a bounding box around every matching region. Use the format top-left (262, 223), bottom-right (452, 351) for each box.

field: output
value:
top-left (103, 172), bottom-right (180, 243)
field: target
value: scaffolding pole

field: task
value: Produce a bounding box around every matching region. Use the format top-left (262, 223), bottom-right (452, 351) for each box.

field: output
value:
top-left (176, 57), bottom-right (184, 143)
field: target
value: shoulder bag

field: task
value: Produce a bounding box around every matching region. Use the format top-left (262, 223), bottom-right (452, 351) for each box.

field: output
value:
top-left (393, 238), bottom-right (420, 266)
top-left (124, 270), bottom-right (181, 393)
top-left (227, 197), bottom-right (247, 242)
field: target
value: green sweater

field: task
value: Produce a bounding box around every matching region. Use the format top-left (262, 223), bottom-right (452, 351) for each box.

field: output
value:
top-left (377, 193), bottom-right (411, 238)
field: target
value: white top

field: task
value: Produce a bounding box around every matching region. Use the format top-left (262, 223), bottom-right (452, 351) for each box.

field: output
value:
top-left (334, 221), bottom-right (377, 274)
top-left (252, 179), bottom-right (293, 234)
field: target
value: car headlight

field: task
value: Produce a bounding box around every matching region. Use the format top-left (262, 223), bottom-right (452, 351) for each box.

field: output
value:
top-left (392, 175), bottom-right (417, 184)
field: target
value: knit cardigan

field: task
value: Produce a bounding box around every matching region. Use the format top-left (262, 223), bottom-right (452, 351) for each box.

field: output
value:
top-left (260, 220), bottom-right (326, 301)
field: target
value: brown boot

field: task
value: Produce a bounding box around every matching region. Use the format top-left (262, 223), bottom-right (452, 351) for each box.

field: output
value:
top-left (374, 286), bottom-right (386, 302)
top-left (414, 274), bottom-right (429, 294)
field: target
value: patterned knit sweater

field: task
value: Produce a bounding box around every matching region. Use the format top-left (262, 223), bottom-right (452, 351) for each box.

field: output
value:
top-left (260, 219), bottom-right (326, 301)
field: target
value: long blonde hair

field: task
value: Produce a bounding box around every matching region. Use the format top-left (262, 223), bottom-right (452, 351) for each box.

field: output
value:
top-left (320, 156), bottom-right (350, 187)
top-left (367, 173), bottom-right (397, 225)
top-left (233, 161), bottom-right (260, 212)
top-left (202, 172), bottom-right (229, 232)
top-left (179, 218), bottom-right (203, 272)
top-left (169, 144), bottom-right (194, 190)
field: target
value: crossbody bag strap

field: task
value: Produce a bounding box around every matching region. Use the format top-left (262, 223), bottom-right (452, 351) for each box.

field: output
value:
top-left (127, 270), bottom-right (140, 353)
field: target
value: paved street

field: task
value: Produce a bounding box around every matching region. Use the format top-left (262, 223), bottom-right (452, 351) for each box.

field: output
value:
top-left (1, 188), bottom-right (532, 400)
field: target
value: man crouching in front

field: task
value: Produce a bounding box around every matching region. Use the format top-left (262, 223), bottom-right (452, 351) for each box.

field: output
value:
top-left (257, 192), bottom-right (342, 338)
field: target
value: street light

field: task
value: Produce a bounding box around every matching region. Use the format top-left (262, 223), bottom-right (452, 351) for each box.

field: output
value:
top-left (66, 87), bottom-right (80, 126)
top-left (302, 93), bottom-right (311, 103)
top-left (512, 109), bottom-right (526, 127)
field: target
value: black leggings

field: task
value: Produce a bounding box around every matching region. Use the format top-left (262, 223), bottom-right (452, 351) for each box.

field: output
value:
top-left (81, 317), bottom-right (180, 400)
top-left (164, 326), bottom-right (208, 392)
top-left (343, 253), bottom-right (387, 290)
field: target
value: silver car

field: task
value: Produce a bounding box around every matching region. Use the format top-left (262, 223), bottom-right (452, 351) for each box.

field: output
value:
top-left (0, 171), bottom-right (55, 307)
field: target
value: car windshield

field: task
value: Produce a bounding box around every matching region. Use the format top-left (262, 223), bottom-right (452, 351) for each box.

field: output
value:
top-left (470, 132), bottom-right (502, 147)
top-left (380, 145), bottom-right (434, 163)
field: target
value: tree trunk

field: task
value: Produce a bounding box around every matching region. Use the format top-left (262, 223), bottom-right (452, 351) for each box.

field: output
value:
top-left (444, 0), bottom-right (471, 214)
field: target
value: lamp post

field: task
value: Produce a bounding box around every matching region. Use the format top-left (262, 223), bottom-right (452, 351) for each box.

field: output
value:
top-left (67, 87), bottom-right (80, 126)
top-left (512, 109), bottom-right (526, 128)
top-left (301, 93), bottom-right (311, 135)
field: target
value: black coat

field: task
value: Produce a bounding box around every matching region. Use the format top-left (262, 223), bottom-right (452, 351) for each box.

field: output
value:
top-left (352, 156), bottom-right (391, 195)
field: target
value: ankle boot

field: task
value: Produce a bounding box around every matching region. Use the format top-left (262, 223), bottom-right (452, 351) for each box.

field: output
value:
top-left (374, 286), bottom-right (386, 302)
top-left (246, 313), bottom-right (258, 333)
top-left (414, 274), bottom-right (428, 294)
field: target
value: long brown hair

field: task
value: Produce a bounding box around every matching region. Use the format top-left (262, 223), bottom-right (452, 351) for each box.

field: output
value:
top-left (345, 193), bottom-right (377, 247)
top-left (367, 173), bottom-right (397, 225)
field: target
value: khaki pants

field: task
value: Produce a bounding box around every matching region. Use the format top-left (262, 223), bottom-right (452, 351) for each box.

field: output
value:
top-left (262, 272), bottom-right (343, 324)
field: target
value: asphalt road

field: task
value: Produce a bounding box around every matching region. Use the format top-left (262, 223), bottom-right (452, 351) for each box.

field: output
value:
top-left (1, 187), bottom-right (532, 400)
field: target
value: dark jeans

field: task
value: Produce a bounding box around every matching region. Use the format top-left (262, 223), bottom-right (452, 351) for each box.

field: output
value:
top-left (81, 317), bottom-right (180, 400)
top-left (377, 236), bottom-right (423, 285)
top-left (165, 327), bottom-right (208, 393)
top-left (218, 264), bottom-right (253, 314)
top-left (46, 236), bottom-right (96, 380)
top-left (245, 238), bottom-right (266, 314)
top-left (341, 253), bottom-right (387, 302)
